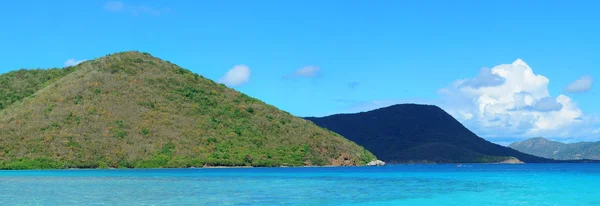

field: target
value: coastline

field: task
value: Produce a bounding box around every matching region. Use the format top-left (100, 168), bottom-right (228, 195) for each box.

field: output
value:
top-left (0, 164), bottom-right (381, 171)
top-left (9, 158), bottom-right (600, 170)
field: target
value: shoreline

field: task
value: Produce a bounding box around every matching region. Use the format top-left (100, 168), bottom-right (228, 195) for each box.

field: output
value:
top-left (5, 161), bottom-right (600, 171)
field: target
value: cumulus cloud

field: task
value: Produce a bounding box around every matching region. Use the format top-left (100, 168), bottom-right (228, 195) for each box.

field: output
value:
top-left (439, 59), bottom-right (596, 139)
top-left (565, 75), bottom-right (593, 93)
top-left (219, 65), bottom-right (251, 87)
top-left (530, 97), bottom-right (563, 112)
top-left (286, 66), bottom-right (320, 78)
top-left (459, 68), bottom-right (505, 89)
top-left (511, 95), bottom-right (563, 112)
top-left (64, 58), bottom-right (85, 67)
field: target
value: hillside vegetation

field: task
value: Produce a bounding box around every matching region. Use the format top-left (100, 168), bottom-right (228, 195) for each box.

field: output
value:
top-left (306, 104), bottom-right (552, 163)
top-left (0, 67), bottom-right (76, 111)
top-left (510, 137), bottom-right (600, 160)
top-left (0, 51), bottom-right (375, 169)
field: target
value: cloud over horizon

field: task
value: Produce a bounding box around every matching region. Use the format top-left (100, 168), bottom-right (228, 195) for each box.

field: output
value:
top-left (438, 59), bottom-right (598, 139)
top-left (565, 75), bottom-right (593, 93)
top-left (219, 65), bottom-right (251, 87)
top-left (459, 68), bottom-right (506, 89)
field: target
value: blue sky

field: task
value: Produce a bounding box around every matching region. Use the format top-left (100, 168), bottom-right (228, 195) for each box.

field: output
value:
top-left (1, 0), bottom-right (598, 143)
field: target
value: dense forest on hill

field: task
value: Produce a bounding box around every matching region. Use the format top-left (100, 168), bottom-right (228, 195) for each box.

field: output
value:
top-left (306, 104), bottom-right (553, 163)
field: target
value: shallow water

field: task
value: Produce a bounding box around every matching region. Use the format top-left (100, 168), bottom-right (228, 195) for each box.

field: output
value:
top-left (1, 164), bottom-right (599, 205)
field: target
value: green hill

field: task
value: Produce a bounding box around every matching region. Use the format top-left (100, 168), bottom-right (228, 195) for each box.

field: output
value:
top-left (306, 104), bottom-right (552, 163)
top-left (0, 51), bottom-right (375, 169)
top-left (509, 137), bottom-right (600, 160)
top-left (0, 67), bottom-right (76, 110)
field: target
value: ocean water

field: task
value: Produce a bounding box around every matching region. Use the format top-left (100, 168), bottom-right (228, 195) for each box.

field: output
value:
top-left (1, 164), bottom-right (599, 205)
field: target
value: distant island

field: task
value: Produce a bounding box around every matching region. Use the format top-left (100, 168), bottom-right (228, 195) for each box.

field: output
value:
top-left (0, 51), bottom-right (376, 170)
top-left (510, 137), bottom-right (600, 160)
top-left (306, 104), bottom-right (554, 164)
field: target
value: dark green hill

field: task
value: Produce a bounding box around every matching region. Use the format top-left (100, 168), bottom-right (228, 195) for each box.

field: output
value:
top-left (0, 51), bottom-right (375, 169)
top-left (510, 137), bottom-right (600, 160)
top-left (306, 104), bottom-right (553, 163)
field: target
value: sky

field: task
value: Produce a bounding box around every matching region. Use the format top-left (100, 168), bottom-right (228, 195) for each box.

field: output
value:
top-left (0, 0), bottom-right (598, 144)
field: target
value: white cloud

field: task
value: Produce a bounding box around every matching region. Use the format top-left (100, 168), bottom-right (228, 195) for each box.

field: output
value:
top-left (219, 65), bottom-right (251, 87)
top-left (565, 75), bottom-right (593, 93)
top-left (439, 59), bottom-right (596, 139)
top-left (530, 97), bottom-right (563, 112)
top-left (287, 66), bottom-right (320, 78)
top-left (459, 68), bottom-right (505, 88)
top-left (104, 1), bottom-right (125, 12)
top-left (64, 58), bottom-right (85, 67)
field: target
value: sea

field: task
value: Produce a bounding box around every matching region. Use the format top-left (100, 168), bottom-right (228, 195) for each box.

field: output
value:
top-left (1, 164), bottom-right (599, 205)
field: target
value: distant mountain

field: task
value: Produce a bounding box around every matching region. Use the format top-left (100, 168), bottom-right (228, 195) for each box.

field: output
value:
top-left (0, 51), bottom-right (375, 169)
top-left (306, 104), bottom-right (553, 163)
top-left (509, 137), bottom-right (600, 160)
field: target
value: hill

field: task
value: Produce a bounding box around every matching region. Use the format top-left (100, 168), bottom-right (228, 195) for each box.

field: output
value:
top-left (0, 67), bottom-right (76, 110)
top-left (509, 137), bottom-right (600, 160)
top-left (0, 51), bottom-right (375, 169)
top-left (305, 104), bottom-right (552, 163)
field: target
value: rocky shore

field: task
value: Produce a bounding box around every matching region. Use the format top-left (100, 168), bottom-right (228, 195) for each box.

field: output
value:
top-left (497, 157), bottom-right (525, 164)
top-left (366, 160), bottom-right (386, 166)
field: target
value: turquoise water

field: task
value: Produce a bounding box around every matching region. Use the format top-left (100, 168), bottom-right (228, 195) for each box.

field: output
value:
top-left (1, 164), bottom-right (599, 205)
